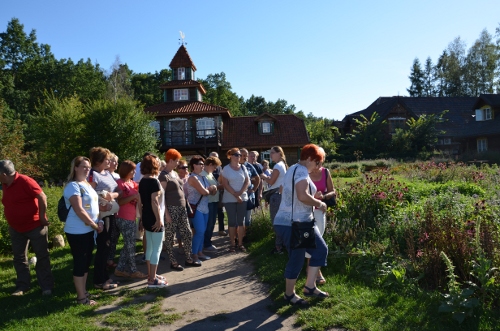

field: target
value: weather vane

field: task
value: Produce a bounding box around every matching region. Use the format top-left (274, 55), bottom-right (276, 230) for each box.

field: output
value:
top-left (179, 31), bottom-right (187, 45)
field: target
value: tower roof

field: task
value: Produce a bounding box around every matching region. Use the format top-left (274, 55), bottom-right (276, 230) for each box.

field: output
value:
top-left (169, 45), bottom-right (197, 71)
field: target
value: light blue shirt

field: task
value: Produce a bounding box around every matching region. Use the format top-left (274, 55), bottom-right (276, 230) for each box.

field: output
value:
top-left (63, 181), bottom-right (99, 234)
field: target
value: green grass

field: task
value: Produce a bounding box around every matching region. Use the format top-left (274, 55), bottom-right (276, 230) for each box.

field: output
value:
top-left (246, 210), bottom-right (500, 331)
top-left (0, 241), bottom-right (181, 331)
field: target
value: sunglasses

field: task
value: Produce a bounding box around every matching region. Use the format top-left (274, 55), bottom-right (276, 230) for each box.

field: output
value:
top-left (232, 153), bottom-right (242, 157)
top-left (178, 166), bottom-right (188, 169)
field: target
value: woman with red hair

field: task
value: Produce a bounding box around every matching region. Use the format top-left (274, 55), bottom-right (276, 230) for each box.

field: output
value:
top-left (273, 144), bottom-right (329, 305)
top-left (159, 149), bottom-right (198, 269)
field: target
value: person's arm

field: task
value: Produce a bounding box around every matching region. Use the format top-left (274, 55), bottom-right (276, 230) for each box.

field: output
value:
top-left (69, 195), bottom-right (100, 232)
top-left (323, 169), bottom-right (337, 200)
top-left (264, 169), bottom-right (280, 186)
top-left (296, 179), bottom-right (327, 212)
top-left (188, 176), bottom-right (212, 196)
top-left (150, 191), bottom-right (162, 231)
top-left (159, 180), bottom-right (172, 223)
top-left (250, 175), bottom-right (260, 193)
top-left (236, 172), bottom-right (250, 196)
top-left (117, 193), bottom-right (139, 206)
top-left (36, 191), bottom-right (49, 226)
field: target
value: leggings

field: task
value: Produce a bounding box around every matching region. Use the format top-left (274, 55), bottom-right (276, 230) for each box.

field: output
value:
top-left (145, 230), bottom-right (164, 265)
top-left (164, 205), bottom-right (192, 264)
top-left (115, 217), bottom-right (139, 273)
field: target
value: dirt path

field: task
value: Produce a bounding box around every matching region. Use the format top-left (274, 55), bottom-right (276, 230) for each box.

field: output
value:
top-left (113, 235), bottom-right (301, 330)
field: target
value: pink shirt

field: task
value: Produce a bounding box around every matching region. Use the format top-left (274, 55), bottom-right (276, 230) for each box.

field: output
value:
top-left (312, 168), bottom-right (327, 193)
top-left (116, 179), bottom-right (138, 221)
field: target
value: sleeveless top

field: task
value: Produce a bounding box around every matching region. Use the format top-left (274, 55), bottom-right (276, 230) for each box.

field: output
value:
top-left (186, 173), bottom-right (209, 214)
top-left (312, 167), bottom-right (327, 193)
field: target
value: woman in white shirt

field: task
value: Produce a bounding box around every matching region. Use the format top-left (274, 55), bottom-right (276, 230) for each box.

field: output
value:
top-left (262, 146), bottom-right (288, 254)
top-left (64, 156), bottom-right (102, 305)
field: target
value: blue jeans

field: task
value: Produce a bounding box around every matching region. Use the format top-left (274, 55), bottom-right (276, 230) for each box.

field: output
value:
top-left (274, 224), bottom-right (328, 279)
top-left (192, 211), bottom-right (208, 254)
top-left (204, 202), bottom-right (218, 248)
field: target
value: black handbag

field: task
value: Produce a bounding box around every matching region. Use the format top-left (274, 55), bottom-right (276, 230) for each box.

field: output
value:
top-left (323, 168), bottom-right (337, 207)
top-left (289, 167), bottom-right (317, 249)
top-left (262, 187), bottom-right (279, 203)
top-left (246, 197), bottom-right (255, 210)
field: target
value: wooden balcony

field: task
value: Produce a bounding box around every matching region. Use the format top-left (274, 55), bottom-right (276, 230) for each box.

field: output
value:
top-left (159, 128), bottom-right (222, 155)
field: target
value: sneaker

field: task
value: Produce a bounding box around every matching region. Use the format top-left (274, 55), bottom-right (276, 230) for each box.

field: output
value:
top-left (198, 255), bottom-right (211, 261)
top-left (271, 247), bottom-right (284, 255)
top-left (147, 279), bottom-right (168, 288)
top-left (218, 231), bottom-right (228, 236)
top-left (130, 271), bottom-right (148, 279)
top-left (42, 289), bottom-right (52, 296)
top-left (203, 245), bottom-right (217, 252)
top-left (114, 269), bottom-right (131, 278)
top-left (12, 289), bottom-right (25, 296)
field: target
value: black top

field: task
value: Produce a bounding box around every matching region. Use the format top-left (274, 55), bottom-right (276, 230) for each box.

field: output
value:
top-left (139, 177), bottom-right (164, 232)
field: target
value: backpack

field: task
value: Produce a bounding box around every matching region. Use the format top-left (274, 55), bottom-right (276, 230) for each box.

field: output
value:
top-left (57, 196), bottom-right (72, 222)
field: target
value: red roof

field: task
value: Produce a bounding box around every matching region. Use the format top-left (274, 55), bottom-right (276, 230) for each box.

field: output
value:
top-left (159, 80), bottom-right (206, 94)
top-left (169, 45), bottom-right (196, 71)
top-left (223, 114), bottom-right (310, 148)
top-left (144, 101), bottom-right (231, 116)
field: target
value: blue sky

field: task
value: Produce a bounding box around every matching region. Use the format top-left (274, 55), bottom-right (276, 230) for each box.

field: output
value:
top-left (2, 1), bottom-right (499, 120)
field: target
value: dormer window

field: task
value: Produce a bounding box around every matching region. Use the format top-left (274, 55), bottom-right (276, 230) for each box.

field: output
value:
top-left (259, 121), bottom-right (273, 134)
top-left (475, 108), bottom-right (492, 121)
top-left (178, 68), bottom-right (185, 80)
top-left (388, 117), bottom-right (406, 134)
top-left (174, 89), bottom-right (188, 101)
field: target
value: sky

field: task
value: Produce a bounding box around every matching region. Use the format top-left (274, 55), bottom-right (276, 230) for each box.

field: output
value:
top-left (2, 0), bottom-right (500, 120)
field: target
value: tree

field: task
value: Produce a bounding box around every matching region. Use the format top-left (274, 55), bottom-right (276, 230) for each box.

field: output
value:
top-left (198, 72), bottom-right (242, 115)
top-left (464, 29), bottom-right (498, 96)
top-left (0, 99), bottom-right (39, 177)
top-left (305, 113), bottom-right (338, 160)
top-left (338, 112), bottom-right (388, 160)
top-left (82, 98), bottom-right (157, 164)
top-left (131, 69), bottom-right (171, 107)
top-left (106, 56), bottom-right (133, 103)
top-left (407, 58), bottom-right (424, 96)
top-left (29, 95), bottom-right (87, 181)
top-left (390, 111), bottom-right (447, 158)
top-left (422, 57), bottom-right (436, 96)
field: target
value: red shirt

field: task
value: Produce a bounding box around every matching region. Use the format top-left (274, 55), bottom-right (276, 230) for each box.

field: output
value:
top-left (1, 172), bottom-right (44, 232)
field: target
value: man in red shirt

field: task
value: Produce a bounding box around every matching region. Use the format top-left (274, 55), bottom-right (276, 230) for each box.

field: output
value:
top-left (0, 160), bottom-right (54, 296)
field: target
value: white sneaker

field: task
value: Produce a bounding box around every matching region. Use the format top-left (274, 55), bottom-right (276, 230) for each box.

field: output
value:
top-left (203, 245), bottom-right (217, 252)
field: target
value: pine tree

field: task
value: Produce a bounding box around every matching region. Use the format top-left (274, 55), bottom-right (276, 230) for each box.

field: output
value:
top-left (407, 58), bottom-right (424, 96)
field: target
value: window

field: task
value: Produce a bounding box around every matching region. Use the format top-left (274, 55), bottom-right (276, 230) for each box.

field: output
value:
top-left (438, 138), bottom-right (452, 145)
top-left (262, 122), bottom-right (271, 133)
top-left (166, 118), bottom-right (190, 145)
top-left (388, 117), bottom-right (406, 134)
top-left (477, 138), bottom-right (488, 153)
top-left (475, 108), bottom-right (493, 121)
top-left (261, 150), bottom-right (271, 162)
top-left (196, 117), bottom-right (215, 138)
top-left (259, 121), bottom-right (273, 134)
top-left (149, 121), bottom-right (160, 139)
top-left (177, 68), bottom-right (185, 80)
top-left (174, 89), bottom-right (188, 101)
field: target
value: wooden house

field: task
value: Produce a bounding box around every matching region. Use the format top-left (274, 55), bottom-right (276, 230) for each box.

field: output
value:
top-left (144, 45), bottom-right (310, 163)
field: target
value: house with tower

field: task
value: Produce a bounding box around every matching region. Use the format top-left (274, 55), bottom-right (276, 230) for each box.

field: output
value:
top-left (144, 44), bottom-right (310, 164)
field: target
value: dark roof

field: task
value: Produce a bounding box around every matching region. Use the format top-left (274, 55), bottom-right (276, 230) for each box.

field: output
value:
top-left (169, 45), bottom-right (197, 71)
top-left (159, 80), bottom-right (206, 94)
top-left (223, 114), bottom-right (309, 148)
top-left (472, 94), bottom-right (500, 109)
top-left (144, 101), bottom-right (231, 117)
top-left (343, 96), bottom-right (477, 137)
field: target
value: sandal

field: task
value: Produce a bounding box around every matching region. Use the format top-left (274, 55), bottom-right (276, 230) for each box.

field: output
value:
top-left (156, 274), bottom-right (166, 281)
top-left (76, 296), bottom-right (97, 306)
top-left (303, 286), bottom-right (329, 298)
top-left (284, 293), bottom-right (308, 306)
top-left (185, 260), bottom-right (202, 267)
top-left (170, 263), bottom-right (184, 271)
top-left (238, 245), bottom-right (247, 252)
top-left (229, 245), bottom-right (236, 253)
top-left (94, 282), bottom-right (118, 290)
top-left (316, 276), bottom-right (326, 285)
top-left (147, 278), bottom-right (168, 288)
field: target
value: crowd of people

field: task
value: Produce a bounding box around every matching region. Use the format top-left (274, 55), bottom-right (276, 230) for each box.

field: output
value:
top-left (0, 143), bottom-right (336, 307)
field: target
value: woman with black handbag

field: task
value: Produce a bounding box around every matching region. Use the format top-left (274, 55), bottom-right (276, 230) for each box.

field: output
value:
top-left (273, 144), bottom-right (329, 306)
